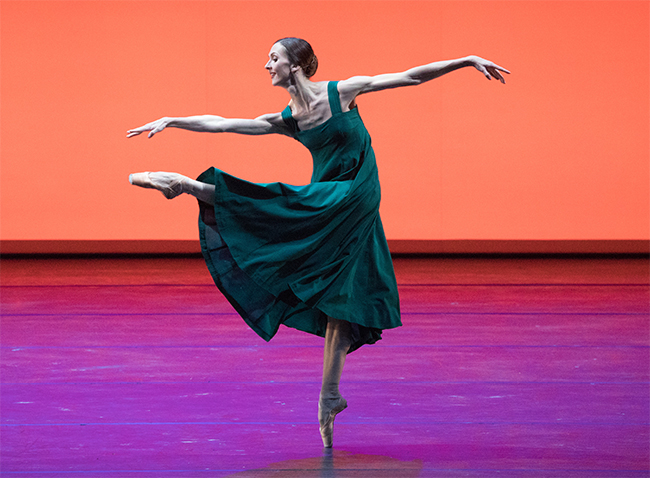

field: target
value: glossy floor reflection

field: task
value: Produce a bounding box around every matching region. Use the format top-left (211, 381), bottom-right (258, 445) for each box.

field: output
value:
top-left (223, 449), bottom-right (422, 477)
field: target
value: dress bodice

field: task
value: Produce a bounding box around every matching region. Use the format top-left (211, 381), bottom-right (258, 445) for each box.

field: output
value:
top-left (282, 81), bottom-right (372, 183)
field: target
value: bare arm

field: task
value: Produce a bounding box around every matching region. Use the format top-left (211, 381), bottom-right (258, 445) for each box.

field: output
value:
top-left (338, 56), bottom-right (509, 104)
top-left (127, 112), bottom-right (290, 138)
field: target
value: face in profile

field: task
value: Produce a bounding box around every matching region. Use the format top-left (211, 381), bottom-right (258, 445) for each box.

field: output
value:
top-left (265, 43), bottom-right (294, 87)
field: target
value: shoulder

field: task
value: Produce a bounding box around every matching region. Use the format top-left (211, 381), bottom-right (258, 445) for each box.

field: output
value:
top-left (336, 76), bottom-right (376, 105)
top-left (256, 111), bottom-right (286, 124)
top-left (254, 112), bottom-right (293, 136)
top-left (337, 76), bottom-right (374, 95)
top-left (338, 71), bottom-right (417, 99)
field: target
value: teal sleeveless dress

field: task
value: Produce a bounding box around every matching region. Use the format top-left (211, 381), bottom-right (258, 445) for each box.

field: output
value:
top-left (197, 81), bottom-right (401, 352)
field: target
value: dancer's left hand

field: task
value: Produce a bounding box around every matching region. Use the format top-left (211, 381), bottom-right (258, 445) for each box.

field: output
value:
top-left (468, 56), bottom-right (510, 84)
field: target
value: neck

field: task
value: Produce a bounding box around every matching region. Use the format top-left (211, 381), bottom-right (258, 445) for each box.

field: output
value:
top-left (284, 74), bottom-right (318, 110)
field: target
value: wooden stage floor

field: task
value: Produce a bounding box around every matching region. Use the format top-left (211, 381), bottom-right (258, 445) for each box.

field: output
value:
top-left (1, 255), bottom-right (648, 477)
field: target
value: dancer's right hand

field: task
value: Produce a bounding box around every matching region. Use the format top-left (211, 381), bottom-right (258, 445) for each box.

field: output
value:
top-left (127, 117), bottom-right (170, 138)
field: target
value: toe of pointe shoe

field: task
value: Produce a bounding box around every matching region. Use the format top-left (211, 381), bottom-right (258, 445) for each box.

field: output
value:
top-left (319, 417), bottom-right (333, 448)
top-left (321, 433), bottom-right (333, 448)
top-left (129, 172), bottom-right (155, 189)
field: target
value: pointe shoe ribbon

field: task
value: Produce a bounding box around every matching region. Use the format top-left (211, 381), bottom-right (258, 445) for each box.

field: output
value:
top-left (318, 397), bottom-right (347, 448)
top-left (129, 172), bottom-right (184, 199)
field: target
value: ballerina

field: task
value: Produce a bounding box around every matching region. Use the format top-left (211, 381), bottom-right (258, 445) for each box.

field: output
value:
top-left (128, 37), bottom-right (508, 447)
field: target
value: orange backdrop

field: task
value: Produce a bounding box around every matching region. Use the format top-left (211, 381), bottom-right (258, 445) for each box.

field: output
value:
top-left (1, 1), bottom-right (648, 241)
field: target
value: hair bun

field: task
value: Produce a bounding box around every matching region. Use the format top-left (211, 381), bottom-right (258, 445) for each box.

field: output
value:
top-left (276, 37), bottom-right (318, 78)
top-left (305, 55), bottom-right (318, 78)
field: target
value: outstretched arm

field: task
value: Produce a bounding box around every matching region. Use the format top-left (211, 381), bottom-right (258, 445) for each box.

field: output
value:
top-left (127, 112), bottom-right (290, 138)
top-left (338, 56), bottom-right (509, 103)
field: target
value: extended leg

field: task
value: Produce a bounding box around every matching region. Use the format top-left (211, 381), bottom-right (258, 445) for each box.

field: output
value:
top-left (129, 171), bottom-right (215, 203)
top-left (319, 317), bottom-right (352, 447)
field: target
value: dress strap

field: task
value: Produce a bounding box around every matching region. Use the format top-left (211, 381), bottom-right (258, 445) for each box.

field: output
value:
top-left (281, 105), bottom-right (300, 133)
top-left (327, 81), bottom-right (342, 115)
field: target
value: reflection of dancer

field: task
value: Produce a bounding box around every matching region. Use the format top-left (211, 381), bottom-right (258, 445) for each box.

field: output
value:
top-left (128, 38), bottom-right (509, 447)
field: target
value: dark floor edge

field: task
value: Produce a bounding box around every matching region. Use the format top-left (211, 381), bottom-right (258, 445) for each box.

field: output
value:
top-left (1, 239), bottom-right (648, 255)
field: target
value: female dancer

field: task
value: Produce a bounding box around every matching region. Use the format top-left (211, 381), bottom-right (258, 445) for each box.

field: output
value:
top-left (127, 38), bottom-right (509, 447)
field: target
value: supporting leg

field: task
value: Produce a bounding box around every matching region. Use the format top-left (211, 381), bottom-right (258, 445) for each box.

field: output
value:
top-left (321, 317), bottom-right (352, 399)
top-left (319, 317), bottom-right (352, 447)
top-left (129, 171), bottom-right (215, 203)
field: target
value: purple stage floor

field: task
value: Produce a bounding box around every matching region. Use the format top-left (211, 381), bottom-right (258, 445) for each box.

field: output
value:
top-left (1, 256), bottom-right (648, 477)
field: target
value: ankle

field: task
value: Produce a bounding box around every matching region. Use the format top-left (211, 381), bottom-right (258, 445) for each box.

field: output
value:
top-left (319, 392), bottom-right (341, 402)
top-left (184, 178), bottom-right (215, 203)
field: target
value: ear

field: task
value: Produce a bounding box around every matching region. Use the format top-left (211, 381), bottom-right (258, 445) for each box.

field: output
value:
top-left (290, 64), bottom-right (301, 74)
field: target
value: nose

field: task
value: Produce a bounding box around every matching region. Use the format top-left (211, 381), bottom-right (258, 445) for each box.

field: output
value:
top-left (265, 59), bottom-right (272, 70)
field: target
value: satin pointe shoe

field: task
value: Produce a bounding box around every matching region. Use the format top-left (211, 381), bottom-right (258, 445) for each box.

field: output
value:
top-left (129, 172), bottom-right (185, 199)
top-left (318, 396), bottom-right (347, 448)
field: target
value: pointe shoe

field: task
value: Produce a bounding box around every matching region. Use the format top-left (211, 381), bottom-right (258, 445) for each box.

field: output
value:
top-left (129, 172), bottom-right (185, 199)
top-left (318, 396), bottom-right (347, 448)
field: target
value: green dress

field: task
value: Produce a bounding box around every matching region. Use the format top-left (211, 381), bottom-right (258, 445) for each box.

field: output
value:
top-left (197, 81), bottom-right (401, 352)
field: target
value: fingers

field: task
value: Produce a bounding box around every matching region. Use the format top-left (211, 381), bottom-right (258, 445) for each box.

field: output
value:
top-left (474, 58), bottom-right (510, 84)
top-left (126, 129), bottom-right (155, 138)
top-left (127, 121), bottom-right (161, 139)
top-left (148, 126), bottom-right (163, 138)
top-left (127, 124), bottom-right (150, 138)
top-left (487, 65), bottom-right (509, 84)
top-left (126, 128), bottom-right (158, 139)
top-left (491, 63), bottom-right (510, 84)
top-left (495, 63), bottom-right (511, 75)
top-left (488, 67), bottom-right (505, 84)
top-left (480, 66), bottom-right (492, 81)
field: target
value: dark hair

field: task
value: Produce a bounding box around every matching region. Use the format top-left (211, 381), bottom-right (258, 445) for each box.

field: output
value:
top-left (276, 37), bottom-right (318, 78)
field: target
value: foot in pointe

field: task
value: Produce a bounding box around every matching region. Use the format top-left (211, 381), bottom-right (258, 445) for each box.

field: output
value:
top-left (129, 172), bottom-right (185, 199)
top-left (318, 396), bottom-right (347, 448)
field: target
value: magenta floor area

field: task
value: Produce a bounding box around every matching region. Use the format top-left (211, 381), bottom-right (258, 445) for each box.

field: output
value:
top-left (1, 255), bottom-right (648, 477)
